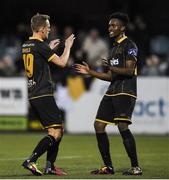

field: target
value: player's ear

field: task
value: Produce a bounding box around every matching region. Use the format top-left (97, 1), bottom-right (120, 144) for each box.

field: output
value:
top-left (39, 27), bottom-right (44, 33)
top-left (121, 26), bottom-right (125, 32)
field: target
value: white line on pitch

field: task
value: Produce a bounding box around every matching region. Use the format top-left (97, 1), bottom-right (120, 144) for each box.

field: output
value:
top-left (0, 155), bottom-right (92, 161)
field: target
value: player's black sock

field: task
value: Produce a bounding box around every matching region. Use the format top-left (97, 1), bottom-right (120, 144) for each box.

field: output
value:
top-left (96, 132), bottom-right (113, 168)
top-left (28, 135), bottom-right (55, 163)
top-left (120, 129), bottom-right (138, 167)
top-left (46, 138), bottom-right (62, 169)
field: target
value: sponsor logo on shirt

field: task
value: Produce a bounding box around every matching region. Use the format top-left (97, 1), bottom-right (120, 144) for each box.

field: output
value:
top-left (110, 58), bottom-right (119, 66)
top-left (28, 80), bottom-right (36, 88)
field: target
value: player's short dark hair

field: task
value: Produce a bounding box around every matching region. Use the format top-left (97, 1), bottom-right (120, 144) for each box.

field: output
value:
top-left (109, 12), bottom-right (129, 27)
top-left (31, 13), bottom-right (50, 32)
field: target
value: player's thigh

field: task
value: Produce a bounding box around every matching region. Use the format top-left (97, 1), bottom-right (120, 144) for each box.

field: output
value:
top-left (113, 95), bottom-right (136, 124)
top-left (48, 127), bottom-right (63, 139)
top-left (30, 96), bottom-right (63, 128)
top-left (96, 95), bottom-right (114, 123)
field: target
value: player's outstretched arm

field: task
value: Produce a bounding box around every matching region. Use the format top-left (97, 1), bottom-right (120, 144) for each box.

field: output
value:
top-left (74, 62), bottom-right (112, 82)
top-left (50, 34), bottom-right (75, 67)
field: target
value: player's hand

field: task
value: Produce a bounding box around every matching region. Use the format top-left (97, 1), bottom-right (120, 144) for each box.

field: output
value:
top-left (49, 39), bottom-right (60, 50)
top-left (101, 57), bottom-right (109, 67)
top-left (65, 34), bottom-right (75, 48)
top-left (74, 61), bottom-right (90, 75)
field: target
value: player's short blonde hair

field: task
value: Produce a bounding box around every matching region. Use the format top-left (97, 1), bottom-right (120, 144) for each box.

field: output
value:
top-left (31, 13), bottom-right (50, 32)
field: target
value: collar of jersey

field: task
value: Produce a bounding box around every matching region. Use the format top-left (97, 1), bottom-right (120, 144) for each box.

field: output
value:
top-left (29, 37), bottom-right (44, 42)
top-left (117, 35), bottom-right (127, 43)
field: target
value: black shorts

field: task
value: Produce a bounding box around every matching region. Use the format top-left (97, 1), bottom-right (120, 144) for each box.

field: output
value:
top-left (96, 95), bottom-right (136, 124)
top-left (29, 96), bottom-right (63, 129)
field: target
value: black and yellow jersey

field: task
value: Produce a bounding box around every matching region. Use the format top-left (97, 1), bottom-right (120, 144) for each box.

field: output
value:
top-left (22, 37), bottom-right (55, 100)
top-left (106, 36), bottom-right (138, 98)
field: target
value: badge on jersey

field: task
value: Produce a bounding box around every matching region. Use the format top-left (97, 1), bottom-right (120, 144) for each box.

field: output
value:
top-left (110, 58), bottom-right (119, 66)
top-left (128, 48), bottom-right (138, 56)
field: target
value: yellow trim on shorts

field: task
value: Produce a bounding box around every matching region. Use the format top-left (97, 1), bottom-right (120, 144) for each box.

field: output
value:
top-left (48, 54), bottom-right (56, 62)
top-left (29, 94), bottom-right (53, 100)
top-left (44, 124), bottom-right (63, 129)
top-left (105, 93), bottom-right (137, 98)
top-left (114, 118), bottom-right (132, 123)
top-left (95, 119), bottom-right (115, 125)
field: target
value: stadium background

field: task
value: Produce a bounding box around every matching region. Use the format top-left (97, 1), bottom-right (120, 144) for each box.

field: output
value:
top-left (1, 0), bottom-right (169, 132)
top-left (0, 0), bottom-right (169, 178)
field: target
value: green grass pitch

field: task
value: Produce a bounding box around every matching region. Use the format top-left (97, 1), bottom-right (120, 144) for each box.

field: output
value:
top-left (0, 133), bottom-right (169, 179)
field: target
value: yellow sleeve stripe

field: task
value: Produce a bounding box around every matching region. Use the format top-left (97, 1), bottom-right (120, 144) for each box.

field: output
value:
top-left (48, 54), bottom-right (56, 62)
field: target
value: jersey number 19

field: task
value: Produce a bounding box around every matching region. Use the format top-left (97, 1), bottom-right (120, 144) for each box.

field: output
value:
top-left (23, 53), bottom-right (34, 78)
